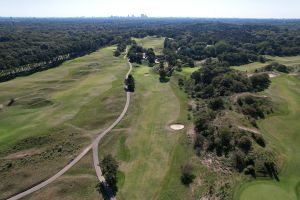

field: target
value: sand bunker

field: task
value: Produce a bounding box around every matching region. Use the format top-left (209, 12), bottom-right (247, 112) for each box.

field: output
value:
top-left (170, 124), bottom-right (185, 131)
top-left (144, 73), bottom-right (150, 76)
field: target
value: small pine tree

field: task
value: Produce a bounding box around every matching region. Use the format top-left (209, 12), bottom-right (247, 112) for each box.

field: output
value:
top-left (126, 74), bottom-right (135, 92)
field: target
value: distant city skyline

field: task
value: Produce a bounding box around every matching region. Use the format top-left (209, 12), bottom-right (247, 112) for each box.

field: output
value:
top-left (1, 0), bottom-right (300, 19)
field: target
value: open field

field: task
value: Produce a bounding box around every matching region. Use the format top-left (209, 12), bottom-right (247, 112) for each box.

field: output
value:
top-left (235, 74), bottom-right (300, 200)
top-left (0, 46), bottom-right (128, 199)
top-left (232, 55), bottom-right (300, 72)
top-left (133, 36), bottom-right (165, 55)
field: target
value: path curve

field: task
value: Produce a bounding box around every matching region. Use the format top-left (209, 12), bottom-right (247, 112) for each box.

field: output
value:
top-left (92, 60), bottom-right (132, 200)
top-left (7, 57), bottom-right (132, 200)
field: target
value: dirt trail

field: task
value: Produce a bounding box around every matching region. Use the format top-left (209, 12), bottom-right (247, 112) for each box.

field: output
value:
top-left (238, 126), bottom-right (261, 134)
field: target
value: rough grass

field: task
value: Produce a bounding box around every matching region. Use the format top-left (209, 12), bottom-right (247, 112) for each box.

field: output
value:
top-left (133, 36), bottom-right (165, 55)
top-left (0, 46), bottom-right (128, 199)
top-left (24, 152), bottom-right (102, 200)
top-left (235, 74), bottom-right (300, 200)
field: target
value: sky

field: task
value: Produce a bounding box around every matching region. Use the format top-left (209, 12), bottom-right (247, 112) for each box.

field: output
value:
top-left (1, 0), bottom-right (300, 19)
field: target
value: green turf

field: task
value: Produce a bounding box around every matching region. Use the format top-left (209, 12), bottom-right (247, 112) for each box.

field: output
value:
top-left (181, 67), bottom-right (200, 75)
top-left (133, 36), bottom-right (165, 55)
top-left (231, 62), bottom-right (267, 72)
top-left (235, 74), bottom-right (300, 200)
top-left (0, 46), bottom-right (128, 199)
top-left (112, 64), bottom-right (183, 199)
top-left (98, 39), bottom-right (197, 199)
top-left (232, 55), bottom-right (300, 72)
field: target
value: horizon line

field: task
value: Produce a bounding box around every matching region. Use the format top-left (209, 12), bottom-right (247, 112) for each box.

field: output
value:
top-left (1, 16), bottom-right (300, 20)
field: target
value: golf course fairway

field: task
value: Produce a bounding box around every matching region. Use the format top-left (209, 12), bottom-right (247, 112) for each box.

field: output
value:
top-left (237, 74), bottom-right (300, 200)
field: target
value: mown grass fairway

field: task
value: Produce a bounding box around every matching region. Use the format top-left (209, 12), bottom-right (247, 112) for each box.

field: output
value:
top-left (236, 74), bottom-right (300, 200)
top-left (97, 62), bottom-right (190, 199)
top-left (95, 37), bottom-right (233, 200)
top-left (133, 36), bottom-right (165, 55)
top-left (0, 46), bottom-right (128, 199)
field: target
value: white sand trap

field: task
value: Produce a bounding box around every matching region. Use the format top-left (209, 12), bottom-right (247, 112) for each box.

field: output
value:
top-left (144, 73), bottom-right (150, 76)
top-left (170, 124), bottom-right (185, 131)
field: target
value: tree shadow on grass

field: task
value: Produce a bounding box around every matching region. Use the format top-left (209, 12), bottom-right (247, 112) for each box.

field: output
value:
top-left (159, 77), bottom-right (170, 83)
top-left (96, 181), bottom-right (117, 200)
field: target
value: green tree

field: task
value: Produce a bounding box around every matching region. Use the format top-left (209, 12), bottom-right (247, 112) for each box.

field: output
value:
top-left (250, 73), bottom-right (270, 92)
top-left (187, 58), bottom-right (195, 68)
top-left (125, 74), bottom-right (135, 92)
top-left (101, 155), bottom-right (119, 194)
top-left (146, 48), bottom-right (156, 66)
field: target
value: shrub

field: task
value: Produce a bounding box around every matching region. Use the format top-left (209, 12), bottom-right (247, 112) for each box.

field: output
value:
top-left (114, 50), bottom-right (121, 57)
top-left (237, 136), bottom-right (252, 153)
top-left (7, 98), bottom-right (15, 106)
top-left (235, 150), bottom-right (246, 172)
top-left (252, 133), bottom-right (266, 147)
top-left (208, 98), bottom-right (224, 110)
top-left (244, 165), bottom-right (256, 178)
top-left (262, 62), bottom-right (289, 73)
top-left (180, 164), bottom-right (195, 185)
top-left (194, 134), bottom-right (205, 154)
top-left (250, 73), bottom-right (270, 92)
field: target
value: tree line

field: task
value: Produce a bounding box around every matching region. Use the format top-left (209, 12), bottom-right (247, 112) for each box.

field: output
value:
top-left (1, 18), bottom-right (300, 81)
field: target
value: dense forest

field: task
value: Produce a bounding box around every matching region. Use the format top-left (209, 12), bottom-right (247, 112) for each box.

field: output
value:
top-left (1, 18), bottom-right (300, 81)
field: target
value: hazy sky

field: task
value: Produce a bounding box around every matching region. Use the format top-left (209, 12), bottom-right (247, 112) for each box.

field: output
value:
top-left (1, 0), bottom-right (300, 18)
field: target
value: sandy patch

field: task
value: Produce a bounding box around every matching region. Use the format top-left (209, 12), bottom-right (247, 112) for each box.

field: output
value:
top-left (238, 126), bottom-right (260, 134)
top-left (268, 72), bottom-right (279, 78)
top-left (247, 73), bottom-right (254, 78)
top-left (187, 125), bottom-right (195, 137)
top-left (170, 124), bottom-right (185, 131)
top-left (144, 73), bottom-right (150, 76)
top-left (5, 148), bottom-right (42, 159)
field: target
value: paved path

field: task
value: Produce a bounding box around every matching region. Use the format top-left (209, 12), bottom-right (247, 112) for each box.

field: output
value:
top-left (7, 58), bottom-right (132, 200)
top-left (92, 60), bottom-right (132, 200)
